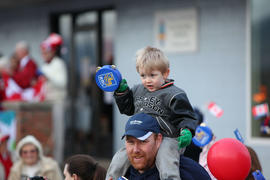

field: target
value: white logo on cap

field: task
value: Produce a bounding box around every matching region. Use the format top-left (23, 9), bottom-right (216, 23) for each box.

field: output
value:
top-left (130, 120), bottom-right (142, 125)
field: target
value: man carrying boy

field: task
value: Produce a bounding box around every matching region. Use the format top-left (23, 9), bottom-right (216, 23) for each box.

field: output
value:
top-left (112, 113), bottom-right (210, 180)
top-left (106, 46), bottom-right (197, 180)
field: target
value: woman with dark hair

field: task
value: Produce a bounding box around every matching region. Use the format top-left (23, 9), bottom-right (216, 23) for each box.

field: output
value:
top-left (63, 154), bottom-right (106, 180)
top-left (245, 146), bottom-right (263, 180)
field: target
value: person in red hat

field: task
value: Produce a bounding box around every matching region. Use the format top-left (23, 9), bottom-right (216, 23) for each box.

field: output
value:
top-left (40, 33), bottom-right (67, 101)
top-left (39, 33), bottom-right (67, 164)
top-left (39, 33), bottom-right (67, 101)
top-left (0, 133), bottom-right (13, 180)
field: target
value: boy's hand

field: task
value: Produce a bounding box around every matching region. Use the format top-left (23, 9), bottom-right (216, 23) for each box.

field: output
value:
top-left (116, 79), bottom-right (128, 93)
top-left (177, 129), bottom-right (192, 149)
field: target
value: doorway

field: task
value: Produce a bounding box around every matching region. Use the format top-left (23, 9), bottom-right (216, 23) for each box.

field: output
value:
top-left (51, 8), bottom-right (116, 159)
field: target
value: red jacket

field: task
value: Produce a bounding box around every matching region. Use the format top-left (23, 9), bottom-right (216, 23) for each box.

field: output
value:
top-left (12, 57), bottom-right (37, 89)
top-left (0, 153), bottom-right (13, 180)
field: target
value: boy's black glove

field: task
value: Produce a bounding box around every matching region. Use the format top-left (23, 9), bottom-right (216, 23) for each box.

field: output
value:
top-left (115, 79), bottom-right (129, 93)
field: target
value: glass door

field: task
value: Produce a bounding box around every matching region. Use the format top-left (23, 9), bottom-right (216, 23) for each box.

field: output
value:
top-left (56, 9), bottom-right (116, 159)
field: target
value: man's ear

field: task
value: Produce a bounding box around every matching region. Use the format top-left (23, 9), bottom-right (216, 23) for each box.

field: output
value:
top-left (156, 133), bottom-right (163, 148)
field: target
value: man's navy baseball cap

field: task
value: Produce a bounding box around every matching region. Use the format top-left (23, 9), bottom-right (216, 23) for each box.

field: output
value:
top-left (122, 113), bottom-right (161, 140)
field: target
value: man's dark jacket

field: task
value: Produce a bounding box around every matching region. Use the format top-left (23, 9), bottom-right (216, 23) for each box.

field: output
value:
top-left (124, 155), bottom-right (211, 180)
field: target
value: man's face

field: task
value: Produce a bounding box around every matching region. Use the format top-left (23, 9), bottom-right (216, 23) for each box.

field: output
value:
top-left (41, 48), bottom-right (55, 63)
top-left (125, 133), bottom-right (162, 173)
top-left (138, 68), bottom-right (169, 92)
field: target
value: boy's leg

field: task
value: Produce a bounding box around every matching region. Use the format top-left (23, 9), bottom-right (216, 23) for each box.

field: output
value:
top-left (156, 137), bottom-right (181, 180)
top-left (106, 147), bottom-right (130, 180)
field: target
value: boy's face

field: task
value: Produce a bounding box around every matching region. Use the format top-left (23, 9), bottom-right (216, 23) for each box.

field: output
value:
top-left (139, 68), bottom-right (169, 92)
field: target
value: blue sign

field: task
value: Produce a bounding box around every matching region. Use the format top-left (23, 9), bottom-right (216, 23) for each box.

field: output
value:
top-left (192, 126), bottom-right (213, 147)
top-left (234, 128), bottom-right (244, 144)
top-left (118, 176), bottom-right (128, 180)
top-left (95, 65), bottom-right (122, 92)
top-left (252, 170), bottom-right (265, 180)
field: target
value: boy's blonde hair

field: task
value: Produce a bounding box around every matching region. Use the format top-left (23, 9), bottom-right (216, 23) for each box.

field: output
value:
top-left (136, 46), bottom-right (169, 74)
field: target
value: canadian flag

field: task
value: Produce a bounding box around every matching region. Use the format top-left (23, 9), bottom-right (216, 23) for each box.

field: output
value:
top-left (208, 102), bottom-right (224, 118)
top-left (252, 103), bottom-right (269, 119)
top-left (1, 74), bottom-right (45, 102)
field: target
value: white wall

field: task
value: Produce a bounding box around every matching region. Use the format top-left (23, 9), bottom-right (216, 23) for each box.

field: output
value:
top-left (0, 0), bottom-right (114, 65)
top-left (114, 0), bottom-right (247, 148)
top-left (0, 0), bottom-right (269, 178)
top-left (0, 8), bottom-right (48, 65)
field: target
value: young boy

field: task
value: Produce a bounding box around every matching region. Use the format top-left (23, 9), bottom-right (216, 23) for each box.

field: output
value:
top-left (106, 46), bottom-right (197, 180)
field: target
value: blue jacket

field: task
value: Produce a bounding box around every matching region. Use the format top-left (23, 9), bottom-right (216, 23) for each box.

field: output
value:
top-left (124, 155), bottom-right (211, 180)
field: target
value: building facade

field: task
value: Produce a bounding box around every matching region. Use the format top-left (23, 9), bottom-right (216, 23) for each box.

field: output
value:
top-left (0, 0), bottom-right (269, 178)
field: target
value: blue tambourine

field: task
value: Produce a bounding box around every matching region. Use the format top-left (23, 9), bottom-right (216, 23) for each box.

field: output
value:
top-left (95, 65), bottom-right (122, 92)
top-left (192, 126), bottom-right (213, 147)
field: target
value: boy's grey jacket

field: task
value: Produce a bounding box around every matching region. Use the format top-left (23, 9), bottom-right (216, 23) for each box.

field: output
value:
top-left (114, 80), bottom-right (197, 137)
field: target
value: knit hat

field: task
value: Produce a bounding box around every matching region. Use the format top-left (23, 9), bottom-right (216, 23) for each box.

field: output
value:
top-left (15, 135), bottom-right (44, 160)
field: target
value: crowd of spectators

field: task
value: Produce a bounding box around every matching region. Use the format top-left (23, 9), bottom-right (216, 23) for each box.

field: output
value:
top-left (0, 33), bottom-right (66, 103)
top-left (0, 34), bottom-right (68, 180)
top-left (0, 39), bottom-right (265, 180)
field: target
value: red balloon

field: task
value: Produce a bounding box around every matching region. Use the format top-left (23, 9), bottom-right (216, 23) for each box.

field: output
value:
top-left (207, 138), bottom-right (251, 180)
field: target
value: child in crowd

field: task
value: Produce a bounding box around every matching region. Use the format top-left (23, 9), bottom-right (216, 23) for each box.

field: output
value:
top-left (106, 46), bottom-right (197, 180)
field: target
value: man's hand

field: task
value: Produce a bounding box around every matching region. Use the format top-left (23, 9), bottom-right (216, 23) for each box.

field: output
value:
top-left (116, 79), bottom-right (128, 93)
top-left (177, 129), bottom-right (192, 149)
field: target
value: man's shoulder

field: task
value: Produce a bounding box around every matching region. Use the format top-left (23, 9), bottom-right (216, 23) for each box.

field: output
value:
top-left (49, 56), bottom-right (67, 68)
top-left (180, 155), bottom-right (211, 180)
top-left (125, 157), bottom-right (211, 180)
top-left (125, 166), bottom-right (160, 180)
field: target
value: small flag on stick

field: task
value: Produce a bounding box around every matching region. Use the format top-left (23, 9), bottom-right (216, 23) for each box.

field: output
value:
top-left (252, 103), bottom-right (269, 119)
top-left (208, 102), bottom-right (223, 118)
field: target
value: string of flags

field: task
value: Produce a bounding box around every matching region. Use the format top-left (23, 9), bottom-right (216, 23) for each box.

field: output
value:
top-left (196, 92), bottom-right (267, 179)
top-left (200, 84), bottom-right (270, 136)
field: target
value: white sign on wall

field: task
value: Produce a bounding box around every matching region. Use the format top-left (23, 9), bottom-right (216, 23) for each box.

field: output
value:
top-left (154, 8), bottom-right (198, 53)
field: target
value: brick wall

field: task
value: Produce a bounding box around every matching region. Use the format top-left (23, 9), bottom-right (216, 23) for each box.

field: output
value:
top-left (2, 101), bottom-right (54, 157)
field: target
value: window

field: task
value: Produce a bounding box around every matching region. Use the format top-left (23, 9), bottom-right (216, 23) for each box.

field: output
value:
top-left (251, 0), bottom-right (270, 138)
top-left (55, 8), bottom-right (116, 158)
